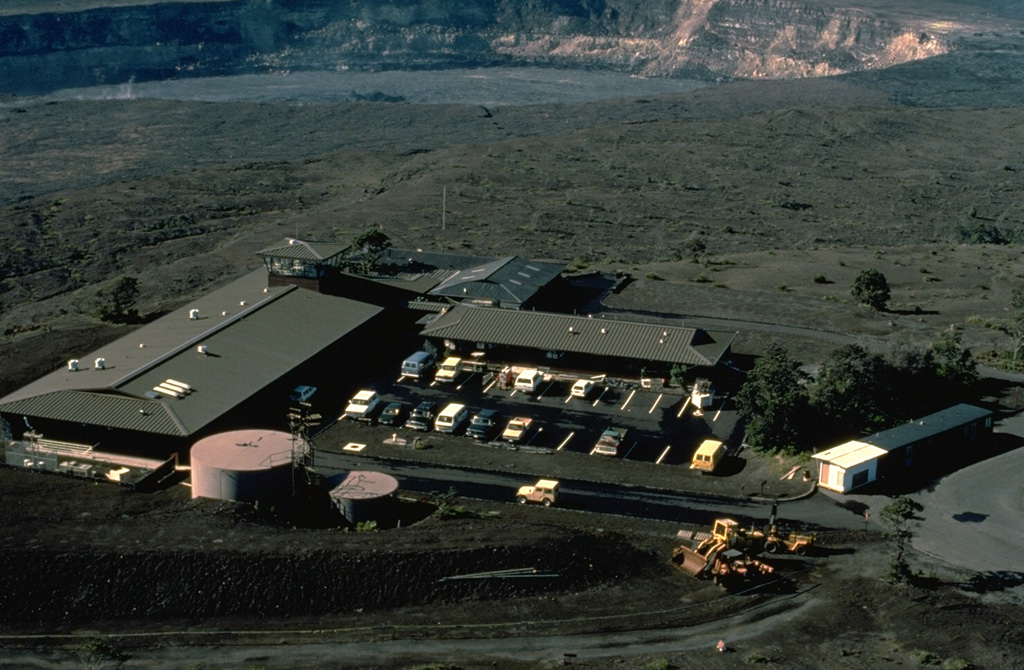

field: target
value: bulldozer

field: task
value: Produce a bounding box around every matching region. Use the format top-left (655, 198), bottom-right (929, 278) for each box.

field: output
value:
top-left (671, 518), bottom-right (774, 588)
top-left (764, 502), bottom-right (816, 556)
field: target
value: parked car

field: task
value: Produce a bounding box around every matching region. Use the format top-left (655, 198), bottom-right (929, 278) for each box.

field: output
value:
top-left (690, 439), bottom-right (727, 473)
top-left (516, 479), bottom-right (559, 506)
top-left (593, 427), bottom-right (628, 457)
top-left (434, 356), bottom-right (463, 384)
top-left (434, 403), bottom-right (470, 434)
top-left (502, 416), bottom-right (534, 443)
top-left (406, 401), bottom-right (438, 431)
top-left (345, 389), bottom-right (380, 421)
top-left (466, 408), bottom-right (502, 441)
top-left (401, 350), bottom-right (436, 380)
top-left (571, 379), bottom-right (595, 398)
top-left (289, 385), bottom-right (317, 403)
top-left (514, 368), bottom-right (543, 394)
top-left (378, 402), bottom-right (408, 427)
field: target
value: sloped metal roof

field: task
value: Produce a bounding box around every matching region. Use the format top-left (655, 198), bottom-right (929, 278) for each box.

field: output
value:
top-left (430, 256), bottom-right (564, 307)
top-left (1, 270), bottom-right (382, 436)
top-left (862, 403), bottom-right (992, 450)
top-left (0, 390), bottom-right (188, 436)
top-left (420, 304), bottom-right (735, 366)
top-left (256, 239), bottom-right (349, 261)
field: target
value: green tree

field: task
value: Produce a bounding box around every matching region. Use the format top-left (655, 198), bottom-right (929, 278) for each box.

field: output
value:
top-left (879, 496), bottom-right (923, 583)
top-left (669, 363), bottom-right (691, 389)
top-left (885, 343), bottom-right (940, 419)
top-left (811, 344), bottom-right (891, 438)
top-left (734, 344), bottom-right (810, 453)
top-left (930, 326), bottom-right (978, 392)
top-left (93, 276), bottom-right (140, 324)
top-left (350, 229), bottom-right (392, 275)
top-left (851, 268), bottom-right (890, 311)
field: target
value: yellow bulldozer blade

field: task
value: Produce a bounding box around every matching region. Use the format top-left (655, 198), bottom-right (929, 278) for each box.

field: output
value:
top-left (671, 545), bottom-right (709, 576)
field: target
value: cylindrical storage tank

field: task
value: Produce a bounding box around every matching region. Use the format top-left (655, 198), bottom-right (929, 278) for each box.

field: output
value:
top-left (328, 471), bottom-right (399, 525)
top-left (190, 429), bottom-right (293, 503)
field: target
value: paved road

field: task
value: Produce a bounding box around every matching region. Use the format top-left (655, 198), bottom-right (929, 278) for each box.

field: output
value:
top-left (317, 451), bottom-right (865, 531)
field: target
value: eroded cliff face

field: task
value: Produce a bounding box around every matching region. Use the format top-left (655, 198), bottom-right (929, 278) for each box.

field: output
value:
top-left (0, 0), bottom-right (949, 95)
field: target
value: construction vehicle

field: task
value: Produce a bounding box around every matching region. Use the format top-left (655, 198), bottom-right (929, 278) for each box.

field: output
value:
top-left (516, 479), bottom-right (558, 506)
top-left (671, 518), bottom-right (773, 588)
top-left (764, 502), bottom-right (816, 555)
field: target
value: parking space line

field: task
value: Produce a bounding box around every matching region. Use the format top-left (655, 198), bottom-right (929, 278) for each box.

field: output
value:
top-left (592, 388), bottom-right (607, 407)
top-left (648, 393), bottom-right (663, 414)
top-left (623, 441), bottom-right (638, 459)
top-left (539, 381), bottom-right (556, 398)
top-left (676, 397), bottom-right (691, 418)
top-left (564, 395), bottom-right (573, 404)
top-left (483, 377), bottom-right (498, 393)
top-left (620, 389), bottom-right (636, 411)
top-left (713, 405), bottom-right (723, 422)
top-left (557, 431), bottom-right (574, 451)
top-left (525, 427), bottom-right (542, 445)
top-left (656, 445), bottom-right (671, 464)
top-left (456, 374), bottom-right (475, 391)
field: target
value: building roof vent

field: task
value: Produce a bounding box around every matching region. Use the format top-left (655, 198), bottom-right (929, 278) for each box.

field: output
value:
top-left (197, 345), bottom-right (209, 355)
top-left (94, 357), bottom-right (105, 370)
top-left (240, 300), bottom-right (247, 306)
top-left (600, 327), bottom-right (607, 334)
top-left (67, 359), bottom-right (79, 372)
top-left (189, 308), bottom-right (199, 320)
top-left (568, 326), bottom-right (575, 333)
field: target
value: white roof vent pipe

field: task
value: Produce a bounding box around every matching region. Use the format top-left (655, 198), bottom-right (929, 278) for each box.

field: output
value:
top-left (94, 358), bottom-right (106, 370)
top-left (67, 359), bottom-right (79, 371)
top-left (197, 345), bottom-right (209, 355)
top-left (189, 308), bottom-right (199, 320)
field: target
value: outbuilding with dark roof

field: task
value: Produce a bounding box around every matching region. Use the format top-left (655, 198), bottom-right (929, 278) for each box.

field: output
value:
top-left (419, 302), bottom-right (736, 378)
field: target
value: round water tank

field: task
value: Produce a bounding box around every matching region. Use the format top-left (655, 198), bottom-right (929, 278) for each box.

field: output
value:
top-left (328, 471), bottom-right (399, 525)
top-left (190, 429), bottom-right (293, 503)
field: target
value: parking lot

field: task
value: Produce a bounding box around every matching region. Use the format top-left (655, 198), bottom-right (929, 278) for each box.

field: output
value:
top-left (330, 362), bottom-right (741, 468)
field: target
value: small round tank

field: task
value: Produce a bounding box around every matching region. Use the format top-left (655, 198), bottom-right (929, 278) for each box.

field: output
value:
top-left (328, 470), bottom-right (399, 525)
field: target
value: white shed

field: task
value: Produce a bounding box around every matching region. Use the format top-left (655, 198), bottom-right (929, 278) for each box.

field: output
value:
top-left (811, 440), bottom-right (888, 493)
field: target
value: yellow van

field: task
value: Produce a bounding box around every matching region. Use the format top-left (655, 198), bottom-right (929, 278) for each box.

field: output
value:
top-left (690, 439), bottom-right (727, 473)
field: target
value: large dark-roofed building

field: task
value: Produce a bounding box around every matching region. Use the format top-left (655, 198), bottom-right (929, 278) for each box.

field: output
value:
top-left (419, 303), bottom-right (736, 377)
top-left (0, 270), bottom-right (384, 460)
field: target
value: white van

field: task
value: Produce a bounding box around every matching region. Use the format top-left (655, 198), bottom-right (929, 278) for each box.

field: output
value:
top-left (514, 369), bottom-right (543, 394)
top-left (434, 403), bottom-right (470, 434)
